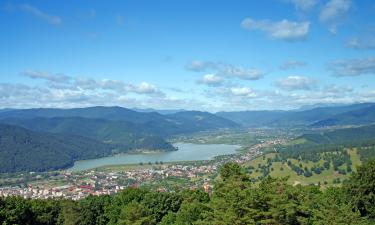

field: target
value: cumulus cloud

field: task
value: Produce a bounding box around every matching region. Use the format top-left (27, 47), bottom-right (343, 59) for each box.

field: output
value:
top-left (220, 65), bottom-right (264, 80)
top-left (346, 36), bottom-right (375, 50)
top-left (275, 76), bottom-right (317, 91)
top-left (0, 81), bottom-right (213, 111)
top-left (130, 82), bottom-right (163, 95)
top-left (241, 18), bottom-right (310, 41)
top-left (319, 0), bottom-right (351, 33)
top-left (185, 60), bottom-right (213, 72)
top-left (279, 60), bottom-right (307, 70)
top-left (328, 57), bottom-right (375, 76)
top-left (197, 74), bottom-right (224, 87)
top-left (18, 4), bottom-right (62, 25)
top-left (230, 87), bottom-right (257, 98)
top-left (186, 60), bottom-right (264, 80)
top-left (21, 70), bottom-right (165, 97)
top-left (22, 70), bottom-right (71, 83)
top-left (284, 0), bottom-right (318, 11)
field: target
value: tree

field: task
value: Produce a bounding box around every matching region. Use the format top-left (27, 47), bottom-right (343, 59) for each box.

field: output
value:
top-left (30, 199), bottom-right (60, 225)
top-left (142, 192), bottom-right (182, 223)
top-left (310, 188), bottom-right (369, 225)
top-left (58, 200), bottom-right (81, 225)
top-left (345, 159), bottom-right (375, 219)
top-left (0, 196), bottom-right (33, 225)
top-left (117, 202), bottom-right (155, 225)
top-left (106, 188), bottom-right (150, 225)
top-left (219, 162), bottom-right (244, 181)
top-left (76, 195), bottom-right (111, 225)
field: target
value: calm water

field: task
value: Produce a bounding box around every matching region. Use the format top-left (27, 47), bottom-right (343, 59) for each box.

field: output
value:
top-left (70, 143), bottom-right (240, 171)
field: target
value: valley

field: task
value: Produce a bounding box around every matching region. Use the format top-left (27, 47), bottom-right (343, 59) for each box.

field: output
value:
top-left (1, 104), bottom-right (375, 200)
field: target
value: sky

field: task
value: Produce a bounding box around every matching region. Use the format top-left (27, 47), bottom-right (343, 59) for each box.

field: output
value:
top-left (0, 0), bottom-right (375, 112)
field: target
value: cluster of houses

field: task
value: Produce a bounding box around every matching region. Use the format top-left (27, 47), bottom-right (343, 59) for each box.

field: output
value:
top-left (0, 139), bottom-right (282, 200)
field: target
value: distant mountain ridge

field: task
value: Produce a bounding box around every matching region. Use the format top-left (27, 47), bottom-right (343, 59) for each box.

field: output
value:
top-left (310, 105), bottom-right (375, 127)
top-left (0, 107), bottom-right (239, 135)
top-left (297, 124), bottom-right (375, 146)
top-left (131, 108), bottom-right (185, 115)
top-left (217, 103), bottom-right (375, 127)
top-left (0, 106), bottom-right (165, 123)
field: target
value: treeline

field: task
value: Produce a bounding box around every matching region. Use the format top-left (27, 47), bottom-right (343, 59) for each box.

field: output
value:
top-left (1, 161), bottom-right (375, 225)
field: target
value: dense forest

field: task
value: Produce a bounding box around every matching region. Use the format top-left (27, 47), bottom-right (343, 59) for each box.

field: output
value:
top-left (0, 124), bottom-right (177, 173)
top-left (0, 124), bottom-right (114, 173)
top-left (1, 160), bottom-right (374, 225)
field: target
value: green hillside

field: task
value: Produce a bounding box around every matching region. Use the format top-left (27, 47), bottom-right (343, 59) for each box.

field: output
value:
top-left (0, 124), bottom-right (114, 173)
top-left (245, 124), bottom-right (375, 186)
top-left (300, 124), bottom-right (375, 146)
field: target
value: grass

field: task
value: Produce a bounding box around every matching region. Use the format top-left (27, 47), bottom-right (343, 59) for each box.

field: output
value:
top-left (245, 149), bottom-right (362, 187)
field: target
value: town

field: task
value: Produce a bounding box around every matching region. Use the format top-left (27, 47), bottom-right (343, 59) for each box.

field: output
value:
top-left (0, 139), bottom-right (285, 200)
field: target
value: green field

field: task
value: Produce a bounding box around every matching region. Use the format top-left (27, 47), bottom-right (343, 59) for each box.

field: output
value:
top-left (245, 149), bottom-right (362, 187)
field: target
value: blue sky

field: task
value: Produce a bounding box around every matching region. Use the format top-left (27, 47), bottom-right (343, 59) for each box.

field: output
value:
top-left (0, 0), bottom-right (374, 111)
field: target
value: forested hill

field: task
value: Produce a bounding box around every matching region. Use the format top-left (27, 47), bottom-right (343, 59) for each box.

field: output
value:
top-left (311, 105), bottom-right (375, 127)
top-left (299, 124), bottom-right (375, 146)
top-left (1, 117), bottom-right (154, 145)
top-left (0, 124), bottom-right (114, 173)
top-left (0, 107), bottom-right (238, 172)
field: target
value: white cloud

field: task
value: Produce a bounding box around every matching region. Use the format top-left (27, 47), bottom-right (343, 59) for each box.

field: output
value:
top-left (18, 4), bottom-right (62, 25)
top-left (198, 74), bottom-right (224, 87)
top-left (329, 57), bottom-right (375, 76)
top-left (323, 84), bottom-right (353, 95)
top-left (241, 18), bottom-right (310, 41)
top-left (22, 70), bottom-right (71, 83)
top-left (346, 37), bottom-right (375, 50)
top-left (285, 0), bottom-right (318, 11)
top-left (220, 65), bottom-right (264, 80)
top-left (275, 76), bottom-right (317, 91)
top-left (131, 82), bottom-right (162, 95)
top-left (279, 60), bottom-right (307, 70)
top-left (22, 70), bottom-right (165, 98)
top-left (186, 60), bottom-right (264, 80)
top-left (185, 60), bottom-right (213, 72)
top-left (230, 87), bottom-right (257, 97)
top-left (319, 0), bottom-right (351, 33)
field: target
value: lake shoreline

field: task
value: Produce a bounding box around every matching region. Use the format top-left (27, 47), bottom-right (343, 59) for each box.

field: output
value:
top-left (69, 142), bottom-right (241, 172)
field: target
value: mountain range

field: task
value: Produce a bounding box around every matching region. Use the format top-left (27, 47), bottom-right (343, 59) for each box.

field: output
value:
top-left (217, 103), bottom-right (375, 127)
top-left (0, 107), bottom-right (238, 172)
top-left (2, 103), bottom-right (375, 172)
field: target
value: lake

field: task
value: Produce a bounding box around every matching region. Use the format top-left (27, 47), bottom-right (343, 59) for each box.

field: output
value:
top-left (70, 143), bottom-right (240, 171)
